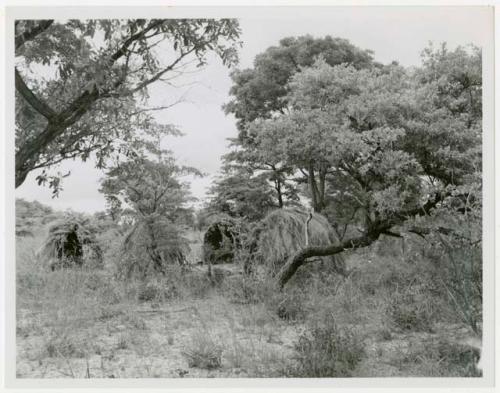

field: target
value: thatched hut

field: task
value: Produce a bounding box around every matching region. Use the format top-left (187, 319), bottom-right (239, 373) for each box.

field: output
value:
top-left (254, 208), bottom-right (346, 276)
top-left (119, 219), bottom-right (190, 278)
top-left (39, 216), bottom-right (103, 270)
top-left (202, 217), bottom-right (239, 265)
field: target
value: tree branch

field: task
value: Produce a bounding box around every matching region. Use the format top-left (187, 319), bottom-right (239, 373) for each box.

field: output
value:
top-left (276, 191), bottom-right (447, 288)
top-left (127, 46), bottom-right (198, 95)
top-left (15, 68), bottom-right (56, 119)
top-left (15, 20), bottom-right (54, 50)
top-left (276, 229), bottom-right (383, 289)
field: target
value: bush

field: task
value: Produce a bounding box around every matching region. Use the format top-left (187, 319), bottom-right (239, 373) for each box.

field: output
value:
top-left (275, 291), bottom-right (308, 322)
top-left (182, 331), bottom-right (223, 370)
top-left (137, 280), bottom-right (178, 302)
top-left (291, 314), bottom-right (364, 377)
top-left (43, 333), bottom-right (86, 358)
top-left (221, 275), bottom-right (273, 305)
top-left (392, 336), bottom-right (481, 377)
top-left (386, 285), bottom-right (437, 332)
top-left (426, 236), bottom-right (482, 334)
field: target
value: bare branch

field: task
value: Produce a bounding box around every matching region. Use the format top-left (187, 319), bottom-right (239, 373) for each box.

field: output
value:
top-left (128, 101), bottom-right (183, 116)
top-left (127, 47), bottom-right (198, 95)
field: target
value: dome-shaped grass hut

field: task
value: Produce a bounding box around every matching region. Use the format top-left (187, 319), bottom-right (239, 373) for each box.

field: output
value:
top-left (39, 216), bottom-right (103, 270)
top-left (254, 208), bottom-right (346, 276)
top-left (202, 217), bottom-right (239, 265)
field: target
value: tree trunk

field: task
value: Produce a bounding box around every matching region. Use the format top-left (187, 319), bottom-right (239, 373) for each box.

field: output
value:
top-left (307, 162), bottom-right (320, 212)
top-left (318, 165), bottom-right (327, 211)
top-left (276, 178), bottom-right (284, 208)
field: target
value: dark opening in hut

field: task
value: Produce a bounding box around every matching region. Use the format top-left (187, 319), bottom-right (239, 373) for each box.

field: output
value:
top-left (202, 219), bottom-right (238, 265)
top-left (39, 217), bottom-right (103, 270)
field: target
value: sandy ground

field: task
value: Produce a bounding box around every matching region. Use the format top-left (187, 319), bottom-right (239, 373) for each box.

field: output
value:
top-left (15, 230), bottom-right (479, 378)
top-left (16, 296), bottom-right (299, 378)
top-left (16, 294), bottom-right (474, 379)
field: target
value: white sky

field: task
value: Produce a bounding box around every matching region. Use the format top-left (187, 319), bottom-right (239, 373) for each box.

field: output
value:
top-left (15, 7), bottom-right (492, 213)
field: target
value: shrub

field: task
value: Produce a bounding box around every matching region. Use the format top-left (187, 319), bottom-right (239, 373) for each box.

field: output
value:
top-left (137, 280), bottom-right (178, 302)
top-left (43, 333), bottom-right (86, 358)
top-left (276, 291), bottom-right (308, 322)
top-left (96, 305), bottom-right (124, 321)
top-left (291, 314), bottom-right (364, 377)
top-left (392, 336), bottom-right (481, 377)
top-left (222, 275), bottom-right (273, 305)
top-left (386, 285), bottom-right (436, 332)
top-left (182, 331), bottom-right (223, 370)
top-left (116, 334), bottom-right (131, 350)
top-left (122, 313), bottom-right (148, 330)
top-left (426, 236), bottom-right (482, 334)
top-left (137, 283), bottom-right (161, 302)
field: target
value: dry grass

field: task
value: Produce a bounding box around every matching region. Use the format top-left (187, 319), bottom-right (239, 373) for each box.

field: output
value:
top-left (16, 222), bottom-right (481, 378)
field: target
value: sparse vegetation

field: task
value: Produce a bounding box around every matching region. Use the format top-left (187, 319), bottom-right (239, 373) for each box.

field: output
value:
top-left (291, 314), bottom-right (365, 377)
top-left (16, 206), bottom-right (482, 378)
top-left (182, 330), bottom-right (223, 370)
top-left (15, 16), bottom-right (483, 380)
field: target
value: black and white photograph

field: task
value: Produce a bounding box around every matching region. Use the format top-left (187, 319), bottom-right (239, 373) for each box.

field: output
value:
top-left (2, 3), bottom-right (496, 388)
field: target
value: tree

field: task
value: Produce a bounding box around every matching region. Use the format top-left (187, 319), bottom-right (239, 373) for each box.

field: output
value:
top-left (100, 127), bottom-right (198, 277)
top-left (267, 45), bottom-right (481, 288)
top-left (224, 35), bottom-right (376, 131)
top-left (207, 160), bottom-right (279, 222)
top-left (222, 35), bottom-right (377, 210)
top-left (15, 19), bottom-right (241, 192)
top-left (221, 143), bottom-right (299, 209)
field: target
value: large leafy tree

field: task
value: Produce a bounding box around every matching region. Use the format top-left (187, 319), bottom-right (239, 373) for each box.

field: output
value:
top-left (252, 45), bottom-right (482, 288)
top-left (224, 35), bottom-right (376, 130)
top-left (15, 19), bottom-right (241, 192)
top-left (222, 35), bottom-right (377, 209)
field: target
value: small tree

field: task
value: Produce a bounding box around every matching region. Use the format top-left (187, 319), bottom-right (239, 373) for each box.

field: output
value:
top-left (100, 128), bottom-right (198, 277)
top-left (207, 163), bottom-right (280, 222)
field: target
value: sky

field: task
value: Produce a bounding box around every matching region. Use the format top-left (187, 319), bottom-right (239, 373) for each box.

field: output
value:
top-left (15, 6), bottom-right (493, 213)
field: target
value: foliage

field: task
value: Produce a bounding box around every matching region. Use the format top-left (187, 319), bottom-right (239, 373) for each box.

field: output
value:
top-left (387, 285), bottom-right (437, 332)
top-left (137, 279), bottom-right (179, 302)
top-left (100, 130), bottom-right (195, 278)
top-left (393, 336), bottom-right (482, 377)
top-left (182, 330), bottom-right (223, 370)
top-left (15, 19), bottom-right (241, 192)
top-left (207, 165), bottom-right (278, 221)
top-left (16, 198), bottom-right (55, 236)
top-left (224, 35), bottom-right (376, 130)
top-left (291, 314), bottom-right (364, 377)
top-left (220, 35), bottom-right (377, 211)
top-left (16, 198), bottom-right (53, 218)
top-left (249, 44), bottom-right (482, 289)
top-left (239, 43), bottom-right (480, 222)
top-left (424, 224), bottom-right (482, 333)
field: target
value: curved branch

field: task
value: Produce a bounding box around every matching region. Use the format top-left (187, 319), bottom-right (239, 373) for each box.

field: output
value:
top-left (276, 230), bottom-right (381, 289)
top-left (276, 192), bottom-right (447, 289)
